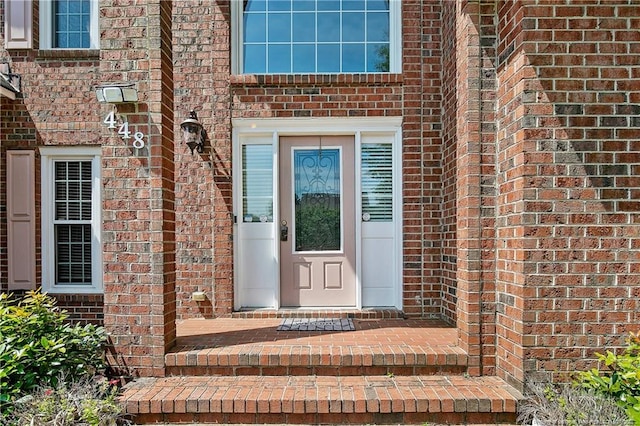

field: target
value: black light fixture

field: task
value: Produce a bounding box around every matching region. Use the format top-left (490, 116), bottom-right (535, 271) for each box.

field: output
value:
top-left (180, 110), bottom-right (205, 154)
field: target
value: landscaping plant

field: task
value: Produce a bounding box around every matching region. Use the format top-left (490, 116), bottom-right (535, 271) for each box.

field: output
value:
top-left (577, 331), bottom-right (640, 425)
top-left (0, 290), bottom-right (107, 410)
top-left (0, 375), bottom-right (128, 426)
top-left (517, 380), bottom-right (632, 426)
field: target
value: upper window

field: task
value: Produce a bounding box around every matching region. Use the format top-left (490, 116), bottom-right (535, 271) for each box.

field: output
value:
top-left (40, 147), bottom-right (102, 293)
top-left (233, 0), bottom-right (401, 74)
top-left (39, 0), bottom-right (99, 49)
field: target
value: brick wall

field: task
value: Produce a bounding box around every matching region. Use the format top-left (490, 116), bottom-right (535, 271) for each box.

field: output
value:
top-left (0, 1), bottom-right (104, 323)
top-left (495, 0), bottom-right (640, 384)
top-left (441, 0), bottom-right (458, 324)
top-left (172, 0), bottom-right (448, 318)
top-left (172, 0), bottom-right (218, 319)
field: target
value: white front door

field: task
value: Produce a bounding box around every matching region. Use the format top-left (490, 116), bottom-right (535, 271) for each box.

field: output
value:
top-left (278, 136), bottom-right (356, 307)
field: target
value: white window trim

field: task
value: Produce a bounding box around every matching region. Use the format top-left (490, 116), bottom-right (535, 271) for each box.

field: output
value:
top-left (40, 146), bottom-right (103, 294)
top-left (231, 0), bottom-right (402, 74)
top-left (39, 0), bottom-right (100, 50)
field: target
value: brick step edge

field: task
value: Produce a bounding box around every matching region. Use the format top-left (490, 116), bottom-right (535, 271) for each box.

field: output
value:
top-left (165, 364), bottom-right (468, 377)
top-left (165, 345), bottom-right (468, 370)
top-left (120, 375), bottom-right (522, 417)
top-left (229, 309), bottom-right (407, 319)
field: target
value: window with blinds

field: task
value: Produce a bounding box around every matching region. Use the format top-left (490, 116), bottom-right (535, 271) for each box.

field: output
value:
top-left (242, 145), bottom-right (273, 222)
top-left (54, 161), bottom-right (92, 284)
top-left (361, 143), bottom-right (393, 222)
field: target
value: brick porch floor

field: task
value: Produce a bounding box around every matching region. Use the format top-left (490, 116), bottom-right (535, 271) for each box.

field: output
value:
top-left (120, 316), bottom-right (522, 424)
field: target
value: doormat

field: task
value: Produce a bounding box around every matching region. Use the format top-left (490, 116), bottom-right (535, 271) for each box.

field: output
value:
top-left (277, 318), bottom-right (355, 332)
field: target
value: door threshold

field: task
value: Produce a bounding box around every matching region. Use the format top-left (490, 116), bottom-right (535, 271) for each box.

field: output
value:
top-left (231, 307), bottom-right (406, 319)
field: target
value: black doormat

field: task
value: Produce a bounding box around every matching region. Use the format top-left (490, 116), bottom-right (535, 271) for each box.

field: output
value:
top-left (277, 318), bottom-right (355, 332)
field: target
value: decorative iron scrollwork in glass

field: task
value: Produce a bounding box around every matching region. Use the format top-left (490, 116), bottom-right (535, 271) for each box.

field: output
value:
top-left (293, 148), bottom-right (341, 251)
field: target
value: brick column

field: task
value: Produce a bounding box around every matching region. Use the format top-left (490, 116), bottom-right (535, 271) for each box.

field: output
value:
top-left (456, 0), bottom-right (495, 375)
top-left (101, 0), bottom-right (175, 377)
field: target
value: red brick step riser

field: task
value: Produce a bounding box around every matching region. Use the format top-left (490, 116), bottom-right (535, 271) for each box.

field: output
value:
top-left (131, 412), bottom-right (517, 425)
top-left (166, 364), bottom-right (468, 376)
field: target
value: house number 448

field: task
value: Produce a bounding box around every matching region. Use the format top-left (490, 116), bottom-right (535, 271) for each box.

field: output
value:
top-left (103, 111), bottom-right (146, 149)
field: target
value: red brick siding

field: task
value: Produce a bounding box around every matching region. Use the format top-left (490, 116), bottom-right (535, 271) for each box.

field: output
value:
top-left (101, 0), bottom-right (176, 376)
top-left (494, 0), bottom-right (529, 389)
top-left (172, 0), bottom-right (447, 319)
top-left (440, 1), bottom-right (458, 324)
top-left (0, 0), bottom-right (103, 322)
top-left (172, 0), bottom-right (218, 319)
top-left (496, 0), bottom-right (640, 384)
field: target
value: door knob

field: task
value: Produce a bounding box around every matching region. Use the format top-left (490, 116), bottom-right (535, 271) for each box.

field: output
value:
top-left (280, 220), bottom-right (288, 242)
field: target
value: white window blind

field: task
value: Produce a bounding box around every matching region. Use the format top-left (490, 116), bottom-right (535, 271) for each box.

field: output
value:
top-left (242, 144), bottom-right (273, 222)
top-left (361, 143), bottom-right (392, 222)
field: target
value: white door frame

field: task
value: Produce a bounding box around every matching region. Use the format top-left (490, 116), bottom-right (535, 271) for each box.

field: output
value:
top-left (232, 117), bottom-right (403, 311)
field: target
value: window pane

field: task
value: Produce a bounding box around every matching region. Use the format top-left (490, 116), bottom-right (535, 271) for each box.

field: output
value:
top-left (368, 0), bottom-right (388, 10)
top-left (343, 44), bottom-right (365, 72)
top-left (245, 13), bottom-right (266, 43)
top-left (68, 0), bottom-right (82, 13)
top-left (318, 0), bottom-right (340, 11)
top-left (242, 145), bottom-right (273, 223)
top-left (294, 149), bottom-right (341, 251)
top-left (245, 0), bottom-right (266, 12)
top-left (343, 0), bottom-right (366, 10)
top-left (368, 43), bottom-right (389, 72)
top-left (268, 13), bottom-right (291, 42)
top-left (317, 12), bottom-right (340, 42)
top-left (293, 0), bottom-right (314, 11)
top-left (343, 13), bottom-right (365, 42)
top-left (55, 224), bottom-right (92, 284)
top-left (268, 44), bottom-right (291, 73)
top-left (54, 160), bottom-right (92, 220)
top-left (244, 44), bottom-right (267, 73)
top-left (293, 13), bottom-right (315, 42)
top-left (367, 11), bottom-right (389, 42)
top-left (361, 144), bottom-right (393, 222)
top-left (293, 44), bottom-right (315, 73)
top-left (317, 44), bottom-right (340, 73)
top-left (269, 0), bottom-right (290, 11)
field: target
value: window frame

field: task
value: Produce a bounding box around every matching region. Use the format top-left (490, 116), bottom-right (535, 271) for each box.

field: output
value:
top-left (231, 0), bottom-right (402, 74)
top-left (40, 146), bottom-right (103, 294)
top-left (39, 0), bottom-right (100, 50)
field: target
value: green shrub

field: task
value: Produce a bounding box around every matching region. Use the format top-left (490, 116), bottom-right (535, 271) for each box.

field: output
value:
top-left (0, 290), bottom-right (107, 406)
top-left (577, 331), bottom-right (640, 425)
top-left (0, 375), bottom-right (129, 426)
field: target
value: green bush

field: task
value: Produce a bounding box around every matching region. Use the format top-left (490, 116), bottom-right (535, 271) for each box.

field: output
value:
top-left (0, 375), bottom-right (129, 426)
top-left (0, 290), bottom-right (107, 407)
top-left (577, 331), bottom-right (640, 425)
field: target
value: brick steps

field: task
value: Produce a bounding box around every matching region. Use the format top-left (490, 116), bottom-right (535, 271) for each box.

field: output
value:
top-left (120, 375), bottom-right (522, 425)
top-left (165, 344), bottom-right (468, 376)
top-left (122, 318), bottom-right (522, 424)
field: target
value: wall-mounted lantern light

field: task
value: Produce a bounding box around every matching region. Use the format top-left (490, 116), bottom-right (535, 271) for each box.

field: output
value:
top-left (95, 83), bottom-right (138, 103)
top-left (180, 110), bottom-right (205, 155)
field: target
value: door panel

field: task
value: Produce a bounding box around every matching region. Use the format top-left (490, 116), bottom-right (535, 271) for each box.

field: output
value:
top-left (280, 136), bottom-right (356, 307)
